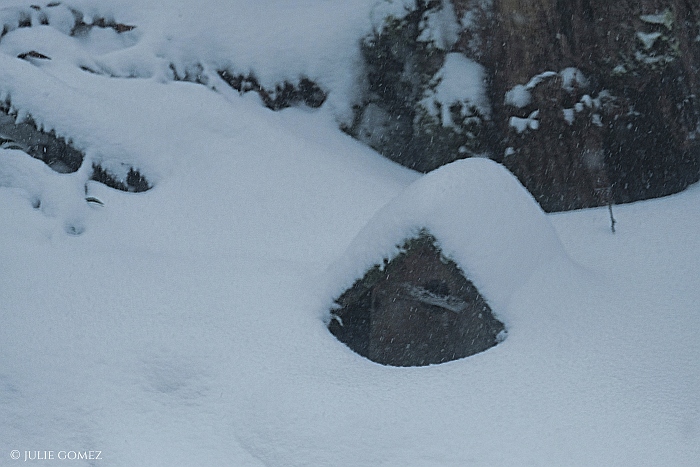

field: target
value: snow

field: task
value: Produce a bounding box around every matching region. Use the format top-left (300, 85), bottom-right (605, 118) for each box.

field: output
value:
top-left (512, 71), bottom-right (557, 99)
top-left (563, 107), bottom-right (575, 124)
top-left (325, 158), bottom-right (566, 317)
top-left (416, 0), bottom-right (460, 50)
top-left (1, 1), bottom-right (700, 466)
top-left (640, 10), bottom-right (673, 29)
top-left (560, 66), bottom-right (588, 92)
top-left (504, 84), bottom-right (531, 108)
top-left (421, 52), bottom-right (490, 125)
top-left (0, 0), bottom-right (382, 123)
top-left (506, 68), bottom-right (587, 108)
top-left (509, 110), bottom-right (539, 133)
top-left (369, 0), bottom-right (416, 31)
top-left (0, 148), bottom-right (90, 235)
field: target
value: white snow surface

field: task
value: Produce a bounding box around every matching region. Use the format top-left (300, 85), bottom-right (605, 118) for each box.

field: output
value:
top-left (325, 158), bottom-right (566, 318)
top-left (421, 52), bottom-right (490, 125)
top-left (0, 0), bottom-right (384, 122)
top-left (503, 83), bottom-right (531, 108)
top-left (416, 0), bottom-right (460, 50)
top-left (1, 1), bottom-right (700, 466)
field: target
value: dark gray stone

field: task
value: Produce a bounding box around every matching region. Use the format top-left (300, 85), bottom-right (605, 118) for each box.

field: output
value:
top-left (349, 0), bottom-right (700, 210)
top-left (329, 231), bottom-right (505, 367)
top-left (0, 111), bottom-right (83, 173)
top-left (0, 108), bottom-right (151, 192)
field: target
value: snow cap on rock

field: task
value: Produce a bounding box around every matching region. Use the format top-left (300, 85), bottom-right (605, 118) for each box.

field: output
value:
top-left (326, 158), bottom-right (569, 316)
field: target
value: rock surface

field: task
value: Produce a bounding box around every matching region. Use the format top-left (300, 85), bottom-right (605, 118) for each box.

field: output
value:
top-left (0, 107), bottom-right (150, 192)
top-left (329, 231), bottom-right (505, 367)
top-left (352, 0), bottom-right (700, 211)
top-left (481, 0), bottom-right (700, 211)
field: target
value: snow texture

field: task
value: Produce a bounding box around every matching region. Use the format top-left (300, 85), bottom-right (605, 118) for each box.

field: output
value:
top-left (640, 10), bottom-right (673, 29)
top-left (560, 67), bottom-right (589, 92)
top-left (421, 52), bottom-right (490, 124)
top-left (1, 1), bottom-right (699, 466)
top-left (325, 158), bottom-right (567, 318)
top-left (504, 84), bottom-right (531, 108)
top-left (509, 110), bottom-right (540, 133)
top-left (416, 0), bottom-right (460, 50)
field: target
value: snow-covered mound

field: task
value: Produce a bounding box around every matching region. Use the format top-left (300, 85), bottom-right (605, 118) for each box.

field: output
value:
top-left (326, 158), bottom-right (569, 317)
top-left (0, 0), bottom-right (384, 122)
top-left (0, 147), bottom-right (90, 235)
top-left (1, 1), bottom-right (699, 466)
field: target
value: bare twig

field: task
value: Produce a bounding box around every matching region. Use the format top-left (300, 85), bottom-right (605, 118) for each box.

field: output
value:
top-left (608, 200), bottom-right (616, 234)
top-left (595, 184), bottom-right (616, 234)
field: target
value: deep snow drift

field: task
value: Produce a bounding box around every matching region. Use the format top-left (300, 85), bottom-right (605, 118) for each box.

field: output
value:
top-left (1, 1), bottom-right (699, 466)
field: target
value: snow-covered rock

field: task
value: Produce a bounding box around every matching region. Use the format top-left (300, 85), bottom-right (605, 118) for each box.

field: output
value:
top-left (326, 158), bottom-right (569, 319)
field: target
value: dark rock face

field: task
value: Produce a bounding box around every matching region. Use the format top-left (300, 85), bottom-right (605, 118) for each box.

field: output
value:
top-left (0, 107), bottom-right (151, 192)
top-left (0, 2), bottom-right (137, 39)
top-left (329, 232), bottom-right (505, 367)
top-left (481, 0), bottom-right (700, 211)
top-left (90, 164), bottom-right (151, 193)
top-left (499, 70), bottom-right (614, 211)
top-left (218, 70), bottom-right (327, 111)
top-left (345, 1), bottom-right (494, 172)
top-left (0, 110), bottom-right (83, 173)
top-left (355, 0), bottom-right (700, 211)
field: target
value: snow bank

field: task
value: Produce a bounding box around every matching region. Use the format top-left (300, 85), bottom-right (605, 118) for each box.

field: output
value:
top-left (2, 2), bottom-right (699, 466)
top-left (0, 0), bottom-right (383, 122)
top-left (0, 148), bottom-right (91, 235)
top-left (29, 0), bottom-right (381, 120)
top-left (326, 158), bottom-right (569, 318)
